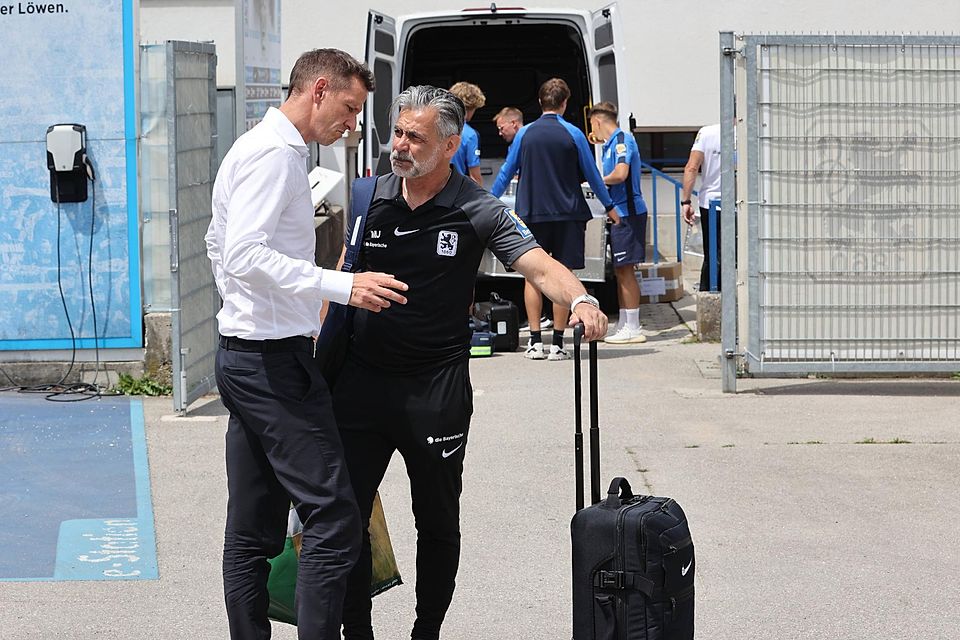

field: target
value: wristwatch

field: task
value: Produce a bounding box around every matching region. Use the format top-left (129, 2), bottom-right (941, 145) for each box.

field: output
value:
top-left (680, 199), bottom-right (692, 206)
top-left (570, 293), bottom-right (600, 314)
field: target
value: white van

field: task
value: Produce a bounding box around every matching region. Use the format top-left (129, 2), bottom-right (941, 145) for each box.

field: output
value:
top-left (363, 3), bottom-right (629, 284)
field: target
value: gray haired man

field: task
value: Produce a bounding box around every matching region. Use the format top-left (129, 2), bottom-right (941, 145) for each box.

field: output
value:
top-left (331, 85), bottom-right (607, 639)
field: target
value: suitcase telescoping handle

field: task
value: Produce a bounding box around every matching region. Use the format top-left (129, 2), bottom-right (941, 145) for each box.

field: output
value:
top-left (573, 323), bottom-right (601, 512)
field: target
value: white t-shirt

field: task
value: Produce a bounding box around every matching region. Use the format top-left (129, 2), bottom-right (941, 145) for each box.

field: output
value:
top-left (691, 123), bottom-right (721, 209)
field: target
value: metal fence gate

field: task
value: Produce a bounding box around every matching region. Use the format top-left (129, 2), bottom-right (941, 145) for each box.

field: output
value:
top-left (722, 34), bottom-right (960, 389)
top-left (142, 41), bottom-right (219, 412)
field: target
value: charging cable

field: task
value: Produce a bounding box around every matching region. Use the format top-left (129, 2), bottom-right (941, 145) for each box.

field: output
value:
top-left (5, 154), bottom-right (121, 402)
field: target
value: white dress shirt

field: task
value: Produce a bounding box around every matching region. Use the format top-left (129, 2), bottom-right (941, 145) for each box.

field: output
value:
top-left (205, 107), bottom-right (353, 339)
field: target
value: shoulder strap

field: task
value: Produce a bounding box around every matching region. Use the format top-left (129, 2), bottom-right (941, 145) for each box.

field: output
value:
top-left (342, 176), bottom-right (378, 273)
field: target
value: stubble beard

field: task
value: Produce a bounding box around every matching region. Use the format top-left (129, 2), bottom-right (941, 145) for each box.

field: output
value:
top-left (390, 146), bottom-right (444, 179)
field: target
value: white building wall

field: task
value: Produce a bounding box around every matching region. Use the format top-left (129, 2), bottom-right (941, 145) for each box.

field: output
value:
top-left (140, 0), bottom-right (960, 129)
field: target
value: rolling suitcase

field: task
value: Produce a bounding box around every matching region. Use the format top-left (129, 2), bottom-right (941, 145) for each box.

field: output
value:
top-left (570, 325), bottom-right (696, 640)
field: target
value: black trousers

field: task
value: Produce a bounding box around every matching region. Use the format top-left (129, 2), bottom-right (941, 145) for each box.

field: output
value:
top-left (215, 341), bottom-right (361, 640)
top-left (333, 358), bottom-right (474, 640)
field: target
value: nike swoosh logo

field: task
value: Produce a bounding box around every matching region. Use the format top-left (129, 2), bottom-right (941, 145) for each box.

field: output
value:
top-left (394, 226), bottom-right (419, 236)
top-left (441, 443), bottom-right (463, 459)
top-left (681, 560), bottom-right (693, 576)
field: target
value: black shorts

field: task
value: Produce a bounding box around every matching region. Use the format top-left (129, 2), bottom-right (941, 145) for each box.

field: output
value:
top-left (608, 214), bottom-right (647, 266)
top-left (526, 220), bottom-right (587, 270)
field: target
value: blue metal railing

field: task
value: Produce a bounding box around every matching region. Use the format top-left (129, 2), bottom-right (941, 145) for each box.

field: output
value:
top-left (639, 160), bottom-right (690, 265)
top-left (639, 161), bottom-right (721, 292)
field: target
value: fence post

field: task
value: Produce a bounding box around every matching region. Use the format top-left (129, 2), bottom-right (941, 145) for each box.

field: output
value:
top-left (720, 31), bottom-right (738, 393)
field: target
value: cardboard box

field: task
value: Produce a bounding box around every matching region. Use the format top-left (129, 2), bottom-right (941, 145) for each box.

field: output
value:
top-left (635, 261), bottom-right (684, 304)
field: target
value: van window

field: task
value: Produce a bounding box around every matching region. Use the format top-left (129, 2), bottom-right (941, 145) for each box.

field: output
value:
top-left (594, 22), bottom-right (613, 50)
top-left (403, 22), bottom-right (591, 159)
top-left (373, 59), bottom-right (393, 145)
top-left (373, 59), bottom-right (395, 175)
top-left (375, 30), bottom-right (395, 57)
top-left (597, 53), bottom-right (618, 107)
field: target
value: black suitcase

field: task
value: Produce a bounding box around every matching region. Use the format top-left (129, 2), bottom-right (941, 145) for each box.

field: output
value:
top-left (570, 325), bottom-right (696, 640)
top-left (486, 292), bottom-right (520, 352)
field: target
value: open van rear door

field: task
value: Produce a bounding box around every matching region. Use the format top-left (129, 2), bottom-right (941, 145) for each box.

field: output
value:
top-left (590, 3), bottom-right (630, 127)
top-left (364, 10), bottom-right (398, 176)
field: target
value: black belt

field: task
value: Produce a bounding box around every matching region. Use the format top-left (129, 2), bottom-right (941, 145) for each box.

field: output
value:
top-left (218, 334), bottom-right (314, 354)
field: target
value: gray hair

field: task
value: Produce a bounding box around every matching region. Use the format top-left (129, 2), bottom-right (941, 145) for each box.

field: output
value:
top-left (391, 85), bottom-right (465, 139)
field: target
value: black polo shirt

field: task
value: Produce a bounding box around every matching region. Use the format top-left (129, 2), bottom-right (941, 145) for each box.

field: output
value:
top-left (346, 170), bottom-right (539, 374)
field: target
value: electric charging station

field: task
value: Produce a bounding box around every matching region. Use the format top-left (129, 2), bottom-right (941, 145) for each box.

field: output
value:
top-left (46, 123), bottom-right (92, 204)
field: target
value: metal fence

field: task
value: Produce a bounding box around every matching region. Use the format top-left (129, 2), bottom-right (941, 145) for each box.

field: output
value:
top-left (722, 33), bottom-right (960, 390)
top-left (141, 41), bottom-right (219, 412)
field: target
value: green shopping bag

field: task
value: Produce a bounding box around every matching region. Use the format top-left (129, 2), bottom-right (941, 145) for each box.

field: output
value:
top-left (267, 492), bottom-right (402, 625)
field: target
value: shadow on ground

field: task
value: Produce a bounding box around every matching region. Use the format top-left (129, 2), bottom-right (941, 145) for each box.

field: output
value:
top-left (750, 379), bottom-right (960, 397)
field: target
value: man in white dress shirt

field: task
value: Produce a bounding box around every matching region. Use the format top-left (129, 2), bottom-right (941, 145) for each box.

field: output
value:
top-left (205, 48), bottom-right (408, 640)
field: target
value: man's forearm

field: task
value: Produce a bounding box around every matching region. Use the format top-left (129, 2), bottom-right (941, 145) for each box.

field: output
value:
top-left (604, 164), bottom-right (629, 186)
top-left (681, 167), bottom-right (697, 201)
top-left (513, 248), bottom-right (585, 309)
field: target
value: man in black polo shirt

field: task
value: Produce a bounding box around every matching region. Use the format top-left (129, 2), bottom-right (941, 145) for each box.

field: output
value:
top-left (331, 85), bottom-right (607, 640)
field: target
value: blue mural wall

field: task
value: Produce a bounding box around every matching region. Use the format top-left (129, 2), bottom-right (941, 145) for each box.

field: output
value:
top-left (0, 0), bottom-right (141, 350)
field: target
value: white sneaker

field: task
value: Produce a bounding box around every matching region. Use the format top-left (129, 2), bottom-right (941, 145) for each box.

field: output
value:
top-left (520, 316), bottom-right (553, 331)
top-left (547, 344), bottom-right (570, 361)
top-left (524, 341), bottom-right (546, 360)
top-left (604, 326), bottom-right (647, 344)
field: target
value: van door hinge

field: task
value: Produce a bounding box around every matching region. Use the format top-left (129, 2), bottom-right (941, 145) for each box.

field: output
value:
top-left (722, 47), bottom-right (744, 57)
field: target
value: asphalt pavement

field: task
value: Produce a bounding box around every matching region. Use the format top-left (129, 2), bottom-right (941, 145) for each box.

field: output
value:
top-left (2, 286), bottom-right (959, 640)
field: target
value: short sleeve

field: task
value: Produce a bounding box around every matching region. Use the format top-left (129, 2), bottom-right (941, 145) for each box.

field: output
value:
top-left (466, 129), bottom-right (481, 168)
top-left (466, 193), bottom-right (539, 268)
top-left (691, 126), bottom-right (707, 153)
top-left (614, 131), bottom-right (629, 165)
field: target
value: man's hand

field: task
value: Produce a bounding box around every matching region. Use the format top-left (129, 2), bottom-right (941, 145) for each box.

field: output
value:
top-left (569, 303), bottom-right (608, 341)
top-left (349, 272), bottom-right (408, 312)
top-left (607, 207), bottom-right (621, 225)
top-left (681, 203), bottom-right (697, 226)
